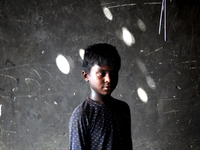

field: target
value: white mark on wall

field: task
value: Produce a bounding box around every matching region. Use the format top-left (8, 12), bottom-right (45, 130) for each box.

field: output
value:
top-left (0, 63), bottom-right (54, 71)
top-left (56, 76), bottom-right (65, 85)
top-left (189, 119), bottom-right (192, 124)
top-left (0, 104), bottom-right (2, 116)
top-left (146, 47), bottom-right (163, 56)
top-left (40, 68), bottom-right (52, 77)
top-left (25, 78), bottom-right (41, 86)
top-left (0, 37), bottom-right (9, 42)
top-left (8, 19), bottom-right (48, 25)
top-left (31, 69), bottom-right (41, 79)
top-left (144, 2), bottom-right (162, 4)
top-left (107, 3), bottom-right (136, 9)
top-left (0, 74), bottom-right (17, 82)
top-left (0, 95), bottom-right (8, 98)
top-left (163, 110), bottom-right (180, 114)
top-left (12, 87), bottom-right (19, 92)
top-left (45, 82), bottom-right (57, 91)
top-left (4, 130), bottom-right (17, 134)
top-left (13, 97), bottom-right (16, 101)
top-left (16, 95), bottom-right (32, 98)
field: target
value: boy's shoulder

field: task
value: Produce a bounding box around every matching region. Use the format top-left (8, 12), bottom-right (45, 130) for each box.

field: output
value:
top-left (111, 98), bottom-right (130, 110)
top-left (71, 97), bottom-right (130, 117)
top-left (71, 97), bottom-right (97, 116)
top-left (112, 98), bottom-right (128, 105)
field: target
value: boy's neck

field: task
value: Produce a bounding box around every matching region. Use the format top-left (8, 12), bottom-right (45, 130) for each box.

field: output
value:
top-left (90, 93), bottom-right (112, 105)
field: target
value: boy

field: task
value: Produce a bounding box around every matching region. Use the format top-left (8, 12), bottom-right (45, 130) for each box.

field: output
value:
top-left (69, 43), bottom-right (132, 150)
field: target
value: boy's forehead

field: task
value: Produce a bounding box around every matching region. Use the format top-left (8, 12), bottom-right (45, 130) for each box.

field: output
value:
top-left (91, 64), bottom-right (117, 71)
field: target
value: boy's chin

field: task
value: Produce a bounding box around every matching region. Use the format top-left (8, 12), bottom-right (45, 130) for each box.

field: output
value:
top-left (101, 91), bottom-right (113, 96)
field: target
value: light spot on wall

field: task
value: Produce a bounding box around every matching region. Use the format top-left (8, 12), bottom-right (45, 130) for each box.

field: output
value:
top-left (136, 59), bottom-right (148, 75)
top-left (137, 88), bottom-right (148, 103)
top-left (103, 7), bottom-right (113, 20)
top-left (146, 76), bottom-right (156, 89)
top-left (79, 49), bottom-right (85, 60)
top-left (122, 27), bottom-right (135, 46)
top-left (56, 54), bottom-right (70, 74)
top-left (66, 56), bottom-right (75, 69)
top-left (137, 19), bottom-right (146, 32)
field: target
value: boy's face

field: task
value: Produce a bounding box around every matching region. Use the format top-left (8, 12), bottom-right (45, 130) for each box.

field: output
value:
top-left (84, 64), bottom-right (119, 97)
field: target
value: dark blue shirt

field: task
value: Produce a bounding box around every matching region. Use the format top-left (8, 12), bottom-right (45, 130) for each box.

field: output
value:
top-left (69, 97), bottom-right (132, 150)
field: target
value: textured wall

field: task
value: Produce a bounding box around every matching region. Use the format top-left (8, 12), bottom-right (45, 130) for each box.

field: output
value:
top-left (0, 0), bottom-right (199, 149)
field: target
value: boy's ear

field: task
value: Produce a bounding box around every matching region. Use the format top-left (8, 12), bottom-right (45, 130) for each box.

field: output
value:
top-left (82, 70), bottom-right (89, 82)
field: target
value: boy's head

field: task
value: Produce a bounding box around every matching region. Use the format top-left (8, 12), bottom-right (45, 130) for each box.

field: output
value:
top-left (82, 43), bottom-right (121, 73)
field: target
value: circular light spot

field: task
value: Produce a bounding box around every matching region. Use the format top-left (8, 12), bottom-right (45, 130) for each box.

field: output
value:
top-left (137, 88), bottom-right (148, 103)
top-left (79, 49), bottom-right (85, 60)
top-left (146, 76), bottom-right (156, 89)
top-left (137, 19), bottom-right (146, 32)
top-left (56, 54), bottom-right (70, 74)
top-left (103, 7), bottom-right (113, 21)
top-left (136, 59), bottom-right (148, 75)
top-left (122, 27), bottom-right (135, 46)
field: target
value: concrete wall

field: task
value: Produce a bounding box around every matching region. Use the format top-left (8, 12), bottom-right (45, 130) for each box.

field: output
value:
top-left (0, 0), bottom-right (199, 149)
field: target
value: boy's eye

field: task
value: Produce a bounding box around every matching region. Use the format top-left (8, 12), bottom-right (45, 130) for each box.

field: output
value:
top-left (97, 72), bottom-right (105, 77)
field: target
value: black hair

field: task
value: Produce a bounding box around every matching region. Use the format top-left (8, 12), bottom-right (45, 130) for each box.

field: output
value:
top-left (82, 43), bottom-right (121, 73)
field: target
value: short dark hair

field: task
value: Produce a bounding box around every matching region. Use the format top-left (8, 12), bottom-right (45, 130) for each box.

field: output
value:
top-left (83, 43), bottom-right (121, 73)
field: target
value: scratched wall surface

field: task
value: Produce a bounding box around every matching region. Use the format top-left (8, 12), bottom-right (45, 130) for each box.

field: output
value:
top-left (0, 0), bottom-right (200, 149)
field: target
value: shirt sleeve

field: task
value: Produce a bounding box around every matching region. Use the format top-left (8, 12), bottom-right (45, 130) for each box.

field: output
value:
top-left (126, 104), bottom-right (133, 150)
top-left (69, 107), bottom-right (90, 150)
top-left (119, 101), bottom-right (133, 150)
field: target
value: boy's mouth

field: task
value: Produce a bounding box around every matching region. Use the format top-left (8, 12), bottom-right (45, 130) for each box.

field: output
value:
top-left (103, 86), bottom-right (111, 90)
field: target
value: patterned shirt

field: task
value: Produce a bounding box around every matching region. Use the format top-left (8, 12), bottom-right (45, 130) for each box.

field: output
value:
top-left (69, 97), bottom-right (132, 150)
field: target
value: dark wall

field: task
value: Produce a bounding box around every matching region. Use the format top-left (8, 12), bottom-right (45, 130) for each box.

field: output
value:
top-left (0, 0), bottom-right (199, 149)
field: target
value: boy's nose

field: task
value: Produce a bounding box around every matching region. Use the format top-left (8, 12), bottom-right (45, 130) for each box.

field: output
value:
top-left (104, 74), bottom-right (111, 83)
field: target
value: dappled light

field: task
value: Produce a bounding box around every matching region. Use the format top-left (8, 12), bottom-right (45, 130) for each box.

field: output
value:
top-left (137, 19), bottom-right (146, 32)
top-left (137, 88), bottom-right (148, 103)
top-left (56, 54), bottom-right (70, 74)
top-left (122, 27), bottom-right (135, 46)
top-left (79, 49), bottom-right (85, 60)
top-left (103, 7), bottom-right (113, 21)
top-left (146, 76), bottom-right (156, 89)
top-left (136, 59), bottom-right (147, 75)
top-left (136, 59), bottom-right (156, 90)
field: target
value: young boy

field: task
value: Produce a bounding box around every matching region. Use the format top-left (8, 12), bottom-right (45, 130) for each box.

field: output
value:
top-left (69, 43), bottom-right (132, 150)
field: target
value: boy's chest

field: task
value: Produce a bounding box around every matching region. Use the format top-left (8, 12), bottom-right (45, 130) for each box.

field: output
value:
top-left (88, 106), bottom-right (127, 134)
